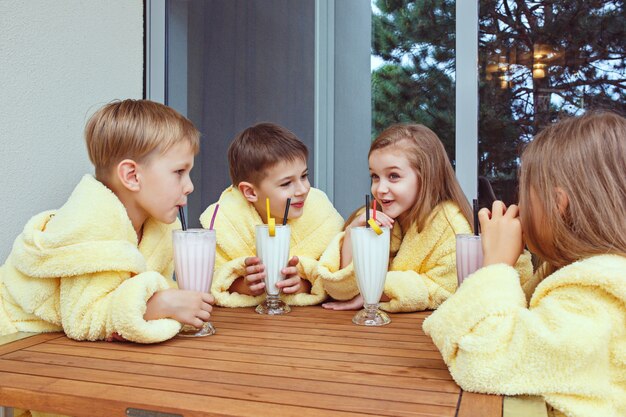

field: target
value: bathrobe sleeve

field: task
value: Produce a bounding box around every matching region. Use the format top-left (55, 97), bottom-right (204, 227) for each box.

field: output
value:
top-left (280, 255), bottom-right (330, 306)
top-left (422, 262), bottom-right (623, 417)
top-left (210, 250), bottom-right (265, 308)
top-left (315, 231), bottom-right (359, 301)
top-left (379, 238), bottom-right (457, 312)
top-left (60, 270), bottom-right (181, 343)
top-left (380, 247), bottom-right (532, 313)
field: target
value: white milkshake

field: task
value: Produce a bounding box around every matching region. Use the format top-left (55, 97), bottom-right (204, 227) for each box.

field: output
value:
top-left (255, 224), bottom-right (291, 314)
top-left (351, 226), bottom-right (391, 326)
top-left (173, 229), bottom-right (216, 336)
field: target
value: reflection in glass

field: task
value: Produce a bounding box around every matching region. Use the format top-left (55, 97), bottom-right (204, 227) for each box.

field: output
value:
top-left (479, 1), bottom-right (625, 204)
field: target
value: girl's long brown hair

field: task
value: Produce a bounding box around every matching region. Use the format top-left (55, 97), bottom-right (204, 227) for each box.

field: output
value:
top-left (519, 112), bottom-right (626, 270)
top-left (369, 124), bottom-right (472, 232)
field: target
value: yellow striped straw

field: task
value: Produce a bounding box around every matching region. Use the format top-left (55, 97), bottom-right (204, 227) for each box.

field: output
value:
top-left (266, 197), bottom-right (271, 224)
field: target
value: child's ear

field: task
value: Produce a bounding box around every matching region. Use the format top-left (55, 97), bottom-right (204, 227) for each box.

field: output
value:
top-left (117, 159), bottom-right (140, 192)
top-left (555, 187), bottom-right (569, 215)
top-left (238, 181), bottom-right (258, 202)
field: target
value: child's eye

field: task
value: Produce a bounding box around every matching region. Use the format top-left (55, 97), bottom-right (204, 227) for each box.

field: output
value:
top-left (280, 181), bottom-right (291, 187)
top-left (176, 169), bottom-right (185, 175)
top-left (389, 173), bottom-right (400, 180)
top-left (370, 174), bottom-right (379, 181)
top-left (301, 173), bottom-right (308, 179)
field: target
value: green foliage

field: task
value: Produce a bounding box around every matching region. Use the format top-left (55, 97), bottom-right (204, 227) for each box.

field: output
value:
top-left (372, 0), bottom-right (625, 203)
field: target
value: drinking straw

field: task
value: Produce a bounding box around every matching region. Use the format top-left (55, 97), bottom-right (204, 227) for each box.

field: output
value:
top-left (282, 198), bottom-right (291, 225)
top-left (266, 197), bottom-right (271, 224)
top-left (179, 206), bottom-right (187, 231)
top-left (209, 204), bottom-right (220, 230)
top-left (365, 194), bottom-right (370, 228)
top-left (373, 199), bottom-right (377, 221)
top-left (473, 198), bottom-right (479, 236)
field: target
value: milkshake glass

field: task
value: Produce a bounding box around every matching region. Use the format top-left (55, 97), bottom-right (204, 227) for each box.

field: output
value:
top-left (455, 234), bottom-right (484, 286)
top-left (351, 226), bottom-right (391, 326)
top-left (255, 224), bottom-right (291, 315)
top-left (173, 229), bottom-right (216, 336)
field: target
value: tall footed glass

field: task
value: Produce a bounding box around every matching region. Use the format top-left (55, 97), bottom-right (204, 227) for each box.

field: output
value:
top-left (255, 224), bottom-right (291, 315)
top-left (351, 226), bottom-right (391, 326)
top-left (173, 229), bottom-right (217, 336)
top-left (455, 234), bottom-right (484, 286)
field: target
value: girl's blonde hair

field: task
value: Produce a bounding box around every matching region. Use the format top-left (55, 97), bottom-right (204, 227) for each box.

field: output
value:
top-left (369, 124), bottom-right (472, 232)
top-left (519, 111), bottom-right (626, 270)
top-left (85, 99), bottom-right (200, 178)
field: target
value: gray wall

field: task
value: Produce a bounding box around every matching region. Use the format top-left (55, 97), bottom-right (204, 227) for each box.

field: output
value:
top-left (0, 0), bottom-right (143, 261)
top-left (180, 0), bottom-right (315, 226)
top-left (165, 0), bottom-right (371, 222)
top-left (332, 0), bottom-right (372, 217)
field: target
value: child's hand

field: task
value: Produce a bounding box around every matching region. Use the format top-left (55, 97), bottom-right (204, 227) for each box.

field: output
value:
top-left (322, 294), bottom-right (364, 310)
top-left (144, 289), bottom-right (214, 329)
top-left (479, 200), bottom-right (524, 267)
top-left (347, 209), bottom-right (394, 230)
top-left (277, 256), bottom-right (307, 294)
top-left (241, 256), bottom-right (266, 296)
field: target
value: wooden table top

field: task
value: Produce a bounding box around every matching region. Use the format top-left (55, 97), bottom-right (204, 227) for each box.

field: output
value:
top-left (0, 307), bottom-right (502, 417)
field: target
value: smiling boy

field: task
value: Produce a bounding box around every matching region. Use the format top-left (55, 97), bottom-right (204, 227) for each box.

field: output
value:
top-left (199, 123), bottom-right (344, 307)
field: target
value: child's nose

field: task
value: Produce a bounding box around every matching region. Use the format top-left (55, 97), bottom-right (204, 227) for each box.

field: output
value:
top-left (184, 178), bottom-right (194, 195)
top-left (294, 180), bottom-right (308, 196)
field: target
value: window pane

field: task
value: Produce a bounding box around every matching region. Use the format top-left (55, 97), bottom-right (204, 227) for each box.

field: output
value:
top-left (371, 0), bottom-right (457, 162)
top-left (479, 0), bottom-right (625, 205)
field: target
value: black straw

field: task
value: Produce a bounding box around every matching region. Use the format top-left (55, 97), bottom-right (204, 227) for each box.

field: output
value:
top-left (282, 198), bottom-right (291, 225)
top-left (472, 199), bottom-right (479, 236)
top-left (179, 206), bottom-right (187, 231)
top-left (365, 194), bottom-right (370, 228)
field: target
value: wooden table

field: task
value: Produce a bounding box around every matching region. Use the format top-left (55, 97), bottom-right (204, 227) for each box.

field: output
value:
top-left (0, 307), bottom-right (502, 417)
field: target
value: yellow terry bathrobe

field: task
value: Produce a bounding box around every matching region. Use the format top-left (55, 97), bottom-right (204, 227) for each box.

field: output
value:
top-left (199, 186), bottom-right (344, 307)
top-left (317, 201), bottom-right (533, 312)
top-left (0, 175), bottom-right (181, 343)
top-left (423, 255), bottom-right (626, 417)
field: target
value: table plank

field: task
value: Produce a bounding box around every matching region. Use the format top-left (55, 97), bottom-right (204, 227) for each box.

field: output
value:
top-left (0, 307), bottom-right (502, 417)
top-left (457, 391), bottom-right (503, 417)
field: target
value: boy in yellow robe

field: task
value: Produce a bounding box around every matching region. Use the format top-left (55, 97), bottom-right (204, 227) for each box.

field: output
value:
top-left (200, 123), bottom-right (343, 307)
top-left (0, 99), bottom-right (214, 345)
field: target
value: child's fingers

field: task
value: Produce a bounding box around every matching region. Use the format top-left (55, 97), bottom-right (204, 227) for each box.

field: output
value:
top-left (505, 204), bottom-right (519, 218)
top-left (202, 293), bottom-right (215, 305)
top-left (287, 256), bottom-right (299, 267)
top-left (196, 309), bottom-right (211, 322)
top-left (374, 212), bottom-right (394, 228)
top-left (190, 317), bottom-right (204, 329)
top-left (491, 201), bottom-right (507, 217)
top-left (246, 272), bottom-right (266, 285)
top-left (276, 276), bottom-right (300, 288)
top-left (248, 281), bottom-right (265, 291)
top-left (321, 300), bottom-right (359, 310)
top-left (244, 256), bottom-right (261, 266)
top-left (245, 262), bottom-right (265, 276)
top-left (478, 207), bottom-right (491, 225)
top-left (280, 282), bottom-right (302, 294)
top-left (200, 302), bottom-right (213, 313)
top-left (280, 266), bottom-right (298, 277)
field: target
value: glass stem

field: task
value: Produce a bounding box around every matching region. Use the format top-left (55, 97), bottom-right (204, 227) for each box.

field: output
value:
top-left (364, 303), bottom-right (379, 320)
top-left (266, 293), bottom-right (281, 307)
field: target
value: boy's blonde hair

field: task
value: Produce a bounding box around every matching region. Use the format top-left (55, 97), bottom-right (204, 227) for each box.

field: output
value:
top-left (519, 111), bottom-right (626, 270)
top-left (85, 99), bottom-right (200, 178)
top-left (228, 123), bottom-right (308, 186)
top-left (369, 124), bottom-right (472, 232)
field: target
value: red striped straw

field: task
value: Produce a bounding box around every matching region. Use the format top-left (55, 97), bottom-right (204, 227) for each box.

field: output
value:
top-left (209, 204), bottom-right (220, 230)
top-left (373, 200), bottom-right (377, 221)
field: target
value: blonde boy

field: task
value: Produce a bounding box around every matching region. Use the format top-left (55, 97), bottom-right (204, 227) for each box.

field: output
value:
top-left (199, 123), bottom-right (344, 307)
top-left (0, 99), bottom-right (213, 344)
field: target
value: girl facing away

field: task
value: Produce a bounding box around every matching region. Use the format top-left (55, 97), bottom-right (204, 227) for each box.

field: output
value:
top-left (318, 123), bottom-right (533, 312)
top-left (424, 112), bottom-right (626, 417)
